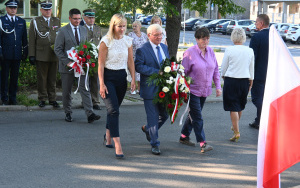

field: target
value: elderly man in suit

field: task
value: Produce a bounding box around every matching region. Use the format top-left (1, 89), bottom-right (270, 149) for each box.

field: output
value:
top-left (0, 0), bottom-right (28, 105)
top-left (54, 8), bottom-right (100, 123)
top-left (81, 9), bottom-right (102, 110)
top-left (249, 14), bottom-right (270, 129)
top-left (135, 24), bottom-right (170, 155)
top-left (29, 0), bottom-right (60, 108)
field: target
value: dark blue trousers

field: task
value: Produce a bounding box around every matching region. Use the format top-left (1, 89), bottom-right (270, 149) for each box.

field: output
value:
top-left (251, 80), bottom-right (265, 125)
top-left (102, 68), bottom-right (127, 138)
top-left (1, 60), bottom-right (20, 103)
top-left (181, 94), bottom-right (206, 143)
top-left (144, 100), bottom-right (168, 147)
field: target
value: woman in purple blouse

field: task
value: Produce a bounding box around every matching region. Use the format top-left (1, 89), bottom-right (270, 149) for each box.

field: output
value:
top-left (179, 27), bottom-right (222, 153)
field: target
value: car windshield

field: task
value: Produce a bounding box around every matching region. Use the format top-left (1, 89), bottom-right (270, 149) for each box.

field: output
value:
top-left (208, 20), bottom-right (219, 24)
top-left (185, 18), bottom-right (197, 22)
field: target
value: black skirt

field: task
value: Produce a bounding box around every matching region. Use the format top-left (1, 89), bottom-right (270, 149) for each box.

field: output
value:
top-left (223, 77), bottom-right (249, 111)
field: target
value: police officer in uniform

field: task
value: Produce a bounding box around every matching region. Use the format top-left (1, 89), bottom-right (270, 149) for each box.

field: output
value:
top-left (0, 0), bottom-right (28, 105)
top-left (81, 9), bottom-right (102, 110)
top-left (28, 0), bottom-right (60, 108)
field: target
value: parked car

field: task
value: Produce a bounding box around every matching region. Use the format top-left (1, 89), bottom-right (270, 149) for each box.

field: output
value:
top-left (215, 21), bottom-right (230, 35)
top-left (279, 24), bottom-right (293, 41)
top-left (135, 13), bottom-right (144, 20)
top-left (160, 16), bottom-right (166, 25)
top-left (245, 23), bottom-right (256, 38)
top-left (181, 18), bottom-right (200, 31)
top-left (250, 22), bottom-right (276, 37)
top-left (142, 15), bottom-right (154, 25)
top-left (226, 20), bottom-right (254, 34)
top-left (192, 19), bottom-right (213, 30)
top-left (137, 15), bottom-right (147, 23)
top-left (201, 19), bottom-right (232, 33)
top-left (286, 26), bottom-right (300, 44)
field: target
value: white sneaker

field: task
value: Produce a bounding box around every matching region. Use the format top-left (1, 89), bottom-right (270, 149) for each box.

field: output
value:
top-left (131, 90), bottom-right (136, 95)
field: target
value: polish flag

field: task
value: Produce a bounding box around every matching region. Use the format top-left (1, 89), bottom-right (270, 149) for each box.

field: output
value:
top-left (257, 26), bottom-right (300, 187)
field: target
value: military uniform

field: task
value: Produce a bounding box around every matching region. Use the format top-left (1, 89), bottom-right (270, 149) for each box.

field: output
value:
top-left (0, 1), bottom-right (28, 105)
top-left (28, 16), bottom-right (60, 105)
top-left (84, 24), bottom-right (102, 107)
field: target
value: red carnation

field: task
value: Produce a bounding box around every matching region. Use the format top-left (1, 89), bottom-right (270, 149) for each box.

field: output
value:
top-left (82, 58), bottom-right (86, 62)
top-left (180, 92), bottom-right (187, 98)
top-left (159, 92), bottom-right (165, 98)
top-left (91, 63), bottom-right (95, 67)
top-left (167, 104), bottom-right (174, 109)
top-left (79, 51), bottom-right (84, 55)
top-left (86, 55), bottom-right (91, 59)
top-left (171, 93), bottom-right (179, 100)
top-left (83, 45), bottom-right (87, 49)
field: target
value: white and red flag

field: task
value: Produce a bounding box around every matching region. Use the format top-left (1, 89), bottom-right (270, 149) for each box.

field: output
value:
top-left (257, 25), bottom-right (300, 187)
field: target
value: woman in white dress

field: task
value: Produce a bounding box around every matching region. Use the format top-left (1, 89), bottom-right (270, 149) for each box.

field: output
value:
top-left (128, 20), bottom-right (148, 94)
top-left (98, 13), bottom-right (136, 159)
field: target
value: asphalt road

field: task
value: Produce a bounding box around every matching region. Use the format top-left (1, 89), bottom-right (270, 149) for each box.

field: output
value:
top-left (1, 102), bottom-right (299, 187)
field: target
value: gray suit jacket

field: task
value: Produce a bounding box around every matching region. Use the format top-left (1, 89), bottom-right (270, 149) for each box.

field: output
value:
top-left (54, 23), bottom-right (87, 74)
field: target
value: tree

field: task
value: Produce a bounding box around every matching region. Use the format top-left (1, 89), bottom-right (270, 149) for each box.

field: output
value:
top-left (84, 0), bottom-right (245, 57)
top-left (57, 0), bottom-right (63, 20)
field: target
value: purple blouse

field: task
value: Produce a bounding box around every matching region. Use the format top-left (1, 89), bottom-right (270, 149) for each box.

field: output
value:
top-left (182, 45), bottom-right (221, 97)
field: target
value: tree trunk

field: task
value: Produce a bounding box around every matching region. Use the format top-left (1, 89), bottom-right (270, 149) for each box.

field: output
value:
top-left (166, 0), bottom-right (182, 59)
top-left (57, 0), bottom-right (63, 20)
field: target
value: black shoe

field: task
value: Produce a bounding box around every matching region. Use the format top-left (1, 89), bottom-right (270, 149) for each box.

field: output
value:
top-left (103, 134), bottom-right (114, 148)
top-left (2, 100), bottom-right (9, 105)
top-left (249, 121), bottom-right (259, 129)
top-left (151, 146), bottom-right (161, 155)
top-left (39, 101), bottom-right (46, 107)
top-left (88, 113), bottom-right (101, 123)
top-left (141, 125), bottom-right (151, 142)
top-left (49, 101), bottom-right (60, 108)
top-left (179, 136), bottom-right (196, 146)
top-left (93, 105), bottom-right (102, 110)
top-left (115, 154), bottom-right (124, 159)
top-left (9, 100), bottom-right (17, 105)
top-left (65, 113), bottom-right (73, 122)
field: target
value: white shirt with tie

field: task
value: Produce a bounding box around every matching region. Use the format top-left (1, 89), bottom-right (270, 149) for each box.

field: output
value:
top-left (43, 16), bottom-right (50, 26)
top-left (149, 41), bottom-right (166, 64)
top-left (6, 14), bottom-right (15, 22)
top-left (86, 24), bottom-right (93, 31)
top-left (70, 23), bottom-right (80, 42)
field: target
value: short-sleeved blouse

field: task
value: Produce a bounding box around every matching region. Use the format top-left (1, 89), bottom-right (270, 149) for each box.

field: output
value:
top-left (100, 35), bottom-right (133, 70)
top-left (128, 32), bottom-right (148, 59)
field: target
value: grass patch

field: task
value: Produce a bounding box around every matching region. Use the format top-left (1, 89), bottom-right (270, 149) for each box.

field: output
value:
top-left (214, 48), bottom-right (222, 52)
top-left (17, 92), bottom-right (39, 106)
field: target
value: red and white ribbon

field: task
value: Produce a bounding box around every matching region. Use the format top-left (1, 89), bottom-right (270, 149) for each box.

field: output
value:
top-left (67, 47), bottom-right (89, 94)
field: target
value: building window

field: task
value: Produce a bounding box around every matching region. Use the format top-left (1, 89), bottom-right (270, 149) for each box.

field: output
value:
top-left (16, 0), bottom-right (24, 16)
top-left (30, 0), bottom-right (39, 16)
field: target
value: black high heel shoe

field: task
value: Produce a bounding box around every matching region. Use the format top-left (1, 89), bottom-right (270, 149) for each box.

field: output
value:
top-left (103, 134), bottom-right (114, 148)
top-left (115, 154), bottom-right (124, 159)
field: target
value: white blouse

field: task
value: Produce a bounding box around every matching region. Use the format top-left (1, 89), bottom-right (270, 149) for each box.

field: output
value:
top-left (100, 35), bottom-right (133, 70)
top-left (221, 45), bottom-right (254, 80)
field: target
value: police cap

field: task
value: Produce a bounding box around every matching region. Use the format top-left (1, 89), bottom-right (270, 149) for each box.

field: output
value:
top-left (40, 0), bottom-right (52, 10)
top-left (5, 0), bottom-right (19, 8)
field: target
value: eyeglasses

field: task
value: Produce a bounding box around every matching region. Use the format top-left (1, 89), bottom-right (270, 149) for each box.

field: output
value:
top-left (150, 33), bottom-right (163, 38)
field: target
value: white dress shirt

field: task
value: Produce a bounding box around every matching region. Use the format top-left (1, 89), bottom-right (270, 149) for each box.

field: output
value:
top-left (149, 41), bottom-right (166, 63)
top-left (43, 16), bottom-right (50, 26)
top-left (7, 14), bottom-right (15, 22)
top-left (86, 24), bottom-right (93, 31)
top-left (221, 45), bottom-right (254, 80)
top-left (70, 23), bottom-right (80, 42)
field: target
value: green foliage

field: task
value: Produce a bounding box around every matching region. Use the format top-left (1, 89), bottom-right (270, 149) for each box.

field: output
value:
top-left (18, 59), bottom-right (37, 90)
top-left (147, 57), bottom-right (192, 123)
top-left (17, 92), bottom-right (39, 106)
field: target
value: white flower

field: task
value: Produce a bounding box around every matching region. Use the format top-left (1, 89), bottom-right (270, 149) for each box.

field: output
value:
top-left (179, 65), bottom-right (185, 70)
top-left (166, 80), bottom-right (171, 84)
top-left (180, 85), bottom-right (184, 91)
top-left (180, 78), bottom-right (185, 84)
top-left (164, 66), bottom-right (171, 73)
top-left (185, 87), bottom-right (190, 92)
top-left (162, 87), bottom-right (169, 93)
top-left (169, 76), bottom-right (174, 80)
top-left (179, 69), bottom-right (184, 73)
top-left (182, 72), bottom-right (185, 77)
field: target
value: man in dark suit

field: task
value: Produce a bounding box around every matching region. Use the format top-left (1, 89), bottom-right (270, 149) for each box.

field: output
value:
top-left (28, 0), bottom-right (60, 108)
top-left (54, 8), bottom-right (100, 123)
top-left (135, 24), bottom-right (170, 155)
top-left (0, 0), bottom-right (28, 105)
top-left (82, 9), bottom-right (102, 110)
top-left (249, 14), bottom-right (270, 129)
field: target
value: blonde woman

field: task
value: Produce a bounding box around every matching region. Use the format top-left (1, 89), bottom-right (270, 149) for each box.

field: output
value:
top-left (128, 20), bottom-right (148, 94)
top-left (221, 28), bottom-right (254, 142)
top-left (98, 13), bottom-right (136, 159)
top-left (150, 16), bottom-right (167, 45)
